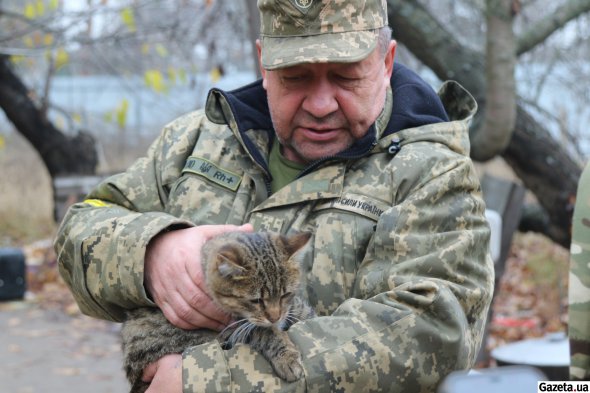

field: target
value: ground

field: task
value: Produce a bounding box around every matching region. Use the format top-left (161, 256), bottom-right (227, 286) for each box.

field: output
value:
top-left (0, 239), bottom-right (128, 392)
top-left (0, 303), bottom-right (127, 393)
top-left (486, 232), bottom-right (569, 353)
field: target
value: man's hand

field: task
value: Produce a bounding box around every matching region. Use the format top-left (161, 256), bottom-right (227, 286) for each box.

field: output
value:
top-left (143, 354), bottom-right (182, 393)
top-left (145, 223), bottom-right (253, 330)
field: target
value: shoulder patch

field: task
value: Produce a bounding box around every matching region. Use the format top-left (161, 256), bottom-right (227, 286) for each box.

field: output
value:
top-left (314, 193), bottom-right (390, 221)
top-left (83, 199), bottom-right (111, 208)
top-left (182, 156), bottom-right (242, 191)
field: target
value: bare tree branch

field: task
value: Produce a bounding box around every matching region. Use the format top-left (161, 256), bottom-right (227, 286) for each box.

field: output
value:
top-left (517, 0), bottom-right (590, 55)
top-left (388, 0), bottom-right (486, 100)
top-left (387, 0), bottom-right (582, 246)
top-left (473, 0), bottom-right (517, 161)
top-left (0, 55), bottom-right (97, 177)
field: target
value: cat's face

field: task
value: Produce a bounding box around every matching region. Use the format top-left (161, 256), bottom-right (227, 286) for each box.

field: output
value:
top-left (206, 232), bottom-right (311, 327)
top-left (223, 283), bottom-right (297, 327)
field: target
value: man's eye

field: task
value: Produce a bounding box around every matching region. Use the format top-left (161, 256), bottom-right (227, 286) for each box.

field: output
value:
top-left (334, 74), bottom-right (358, 84)
top-left (280, 72), bottom-right (311, 84)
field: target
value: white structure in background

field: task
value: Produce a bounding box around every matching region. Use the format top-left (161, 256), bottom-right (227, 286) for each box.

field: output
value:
top-left (485, 209), bottom-right (502, 264)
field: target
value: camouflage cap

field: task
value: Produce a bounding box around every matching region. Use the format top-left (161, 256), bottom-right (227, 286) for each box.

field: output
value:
top-left (258, 0), bottom-right (389, 70)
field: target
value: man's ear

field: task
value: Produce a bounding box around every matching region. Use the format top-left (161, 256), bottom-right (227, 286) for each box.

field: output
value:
top-left (256, 40), bottom-right (268, 89)
top-left (384, 40), bottom-right (397, 80)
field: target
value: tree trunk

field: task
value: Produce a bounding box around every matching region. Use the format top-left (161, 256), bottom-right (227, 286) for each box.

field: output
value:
top-left (472, 0), bottom-right (517, 161)
top-left (502, 107), bottom-right (579, 246)
top-left (245, 0), bottom-right (262, 79)
top-left (387, 0), bottom-right (582, 247)
top-left (0, 55), bottom-right (97, 177)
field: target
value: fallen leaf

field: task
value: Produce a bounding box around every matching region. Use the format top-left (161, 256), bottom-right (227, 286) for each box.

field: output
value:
top-left (53, 367), bottom-right (82, 376)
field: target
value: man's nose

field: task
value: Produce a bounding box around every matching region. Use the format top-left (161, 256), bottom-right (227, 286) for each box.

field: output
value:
top-left (301, 78), bottom-right (338, 119)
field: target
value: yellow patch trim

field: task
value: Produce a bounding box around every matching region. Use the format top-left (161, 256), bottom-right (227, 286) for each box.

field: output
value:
top-left (83, 199), bottom-right (111, 208)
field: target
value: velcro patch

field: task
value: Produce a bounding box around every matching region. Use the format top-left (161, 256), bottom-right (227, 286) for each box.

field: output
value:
top-left (291, 0), bottom-right (314, 13)
top-left (314, 194), bottom-right (389, 221)
top-left (182, 156), bottom-right (242, 191)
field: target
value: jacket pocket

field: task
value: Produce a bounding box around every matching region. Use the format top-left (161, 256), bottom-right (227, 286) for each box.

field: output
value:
top-left (305, 204), bottom-right (378, 316)
top-left (166, 173), bottom-right (245, 225)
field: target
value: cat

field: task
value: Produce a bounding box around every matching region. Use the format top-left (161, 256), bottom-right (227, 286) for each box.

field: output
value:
top-left (121, 231), bottom-right (315, 393)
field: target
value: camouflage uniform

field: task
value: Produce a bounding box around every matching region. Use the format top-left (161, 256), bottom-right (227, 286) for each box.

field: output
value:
top-left (55, 0), bottom-right (493, 391)
top-left (569, 162), bottom-right (590, 380)
top-left (55, 78), bottom-right (493, 392)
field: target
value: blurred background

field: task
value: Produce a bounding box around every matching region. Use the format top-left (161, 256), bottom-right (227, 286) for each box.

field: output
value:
top-left (0, 0), bottom-right (588, 391)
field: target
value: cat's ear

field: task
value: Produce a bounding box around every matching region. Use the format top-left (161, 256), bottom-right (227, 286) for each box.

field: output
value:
top-left (283, 232), bottom-right (312, 258)
top-left (216, 247), bottom-right (247, 280)
top-left (217, 256), bottom-right (247, 280)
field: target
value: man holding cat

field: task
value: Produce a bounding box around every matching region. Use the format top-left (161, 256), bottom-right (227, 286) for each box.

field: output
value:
top-left (55, 0), bottom-right (494, 392)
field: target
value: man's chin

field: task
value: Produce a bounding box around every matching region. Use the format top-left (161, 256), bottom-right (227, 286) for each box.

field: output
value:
top-left (282, 139), bottom-right (352, 163)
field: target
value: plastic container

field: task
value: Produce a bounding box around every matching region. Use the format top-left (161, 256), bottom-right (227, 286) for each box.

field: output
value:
top-left (0, 248), bottom-right (26, 300)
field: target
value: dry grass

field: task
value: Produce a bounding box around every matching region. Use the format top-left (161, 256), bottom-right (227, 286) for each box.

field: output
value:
top-left (0, 132), bottom-right (55, 246)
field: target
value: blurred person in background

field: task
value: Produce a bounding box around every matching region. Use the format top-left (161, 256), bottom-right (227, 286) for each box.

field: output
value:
top-left (569, 161), bottom-right (590, 381)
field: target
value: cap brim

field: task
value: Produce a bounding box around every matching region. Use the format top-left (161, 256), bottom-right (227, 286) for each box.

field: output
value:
top-left (260, 30), bottom-right (379, 70)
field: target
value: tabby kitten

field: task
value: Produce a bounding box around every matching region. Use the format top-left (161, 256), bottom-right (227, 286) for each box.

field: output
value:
top-left (121, 231), bottom-right (315, 393)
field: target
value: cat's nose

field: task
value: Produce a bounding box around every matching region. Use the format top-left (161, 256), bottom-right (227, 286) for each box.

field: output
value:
top-left (267, 312), bottom-right (280, 323)
top-left (266, 306), bottom-right (281, 323)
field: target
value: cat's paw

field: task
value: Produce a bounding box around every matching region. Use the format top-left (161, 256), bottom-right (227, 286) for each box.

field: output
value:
top-left (273, 349), bottom-right (304, 382)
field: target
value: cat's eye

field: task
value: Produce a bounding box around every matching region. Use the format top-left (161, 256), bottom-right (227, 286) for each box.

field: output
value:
top-left (250, 298), bottom-right (263, 305)
top-left (281, 292), bottom-right (293, 300)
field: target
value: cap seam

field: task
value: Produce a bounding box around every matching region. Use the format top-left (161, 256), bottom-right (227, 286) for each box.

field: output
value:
top-left (262, 49), bottom-right (377, 70)
top-left (260, 28), bottom-right (382, 39)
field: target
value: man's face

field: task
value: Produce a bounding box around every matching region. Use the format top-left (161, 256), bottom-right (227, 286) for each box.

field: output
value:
top-left (258, 41), bottom-right (396, 164)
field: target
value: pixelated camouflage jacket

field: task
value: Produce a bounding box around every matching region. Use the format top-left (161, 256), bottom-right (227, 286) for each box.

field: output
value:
top-left (570, 162), bottom-right (590, 380)
top-left (55, 74), bottom-right (494, 392)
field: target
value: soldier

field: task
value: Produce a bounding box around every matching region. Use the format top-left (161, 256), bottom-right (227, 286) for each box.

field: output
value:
top-left (570, 162), bottom-right (590, 380)
top-left (54, 0), bottom-right (494, 392)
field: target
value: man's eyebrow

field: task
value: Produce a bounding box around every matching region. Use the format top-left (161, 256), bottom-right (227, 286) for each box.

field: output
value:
top-left (278, 65), bottom-right (307, 74)
top-left (334, 63), bottom-right (365, 75)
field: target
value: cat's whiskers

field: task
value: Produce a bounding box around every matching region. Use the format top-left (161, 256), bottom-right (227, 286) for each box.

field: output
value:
top-left (279, 311), bottom-right (301, 330)
top-left (242, 323), bottom-right (257, 342)
top-left (243, 323), bottom-right (256, 343)
top-left (288, 310), bottom-right (302, 321)
top-left (220, 318), bottom-right (248, 337)
top-left (225, 318), bottom-right (248, 329)
top-left (229, 320), bottom-right (256, 345)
